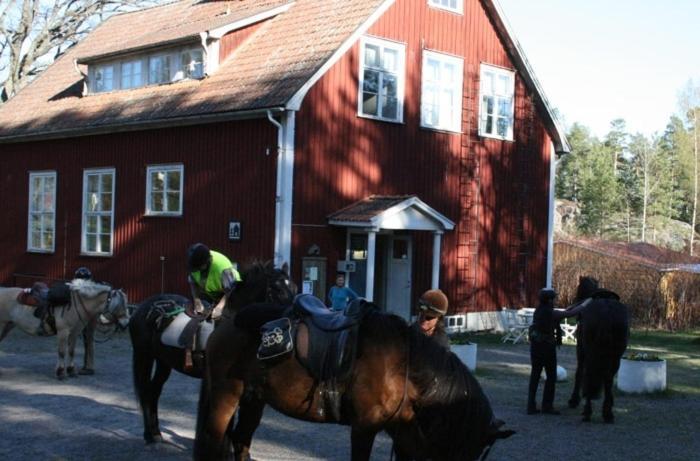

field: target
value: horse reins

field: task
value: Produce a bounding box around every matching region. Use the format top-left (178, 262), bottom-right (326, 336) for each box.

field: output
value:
top-left (71, 289), bottom-right (113, 329)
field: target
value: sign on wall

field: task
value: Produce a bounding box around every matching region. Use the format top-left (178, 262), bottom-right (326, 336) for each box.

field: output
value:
top-left (228, 221), bottom-right (242, 241)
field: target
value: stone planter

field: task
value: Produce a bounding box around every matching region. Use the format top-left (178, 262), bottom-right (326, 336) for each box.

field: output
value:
top-left (617, 358), bottom-right (667, 393)
top-left (452, 343), bottom-right (477, 371)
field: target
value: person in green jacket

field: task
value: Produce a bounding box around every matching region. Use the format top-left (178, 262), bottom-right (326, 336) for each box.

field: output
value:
top-left (187, 243), bottom-right (241, 319)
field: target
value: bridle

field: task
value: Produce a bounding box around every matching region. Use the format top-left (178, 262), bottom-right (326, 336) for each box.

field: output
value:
top-left (70, 288), bottom-right (112, 328)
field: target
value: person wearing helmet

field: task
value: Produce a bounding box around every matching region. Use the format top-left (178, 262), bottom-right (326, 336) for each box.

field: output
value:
top-left (74, 266), bottom-right (93, 280)
top-left (412, 288), bottom-right (450, 350)
top-left (187, 243), bottom-right (241, 318)
top-left (527, 288), bottom-right (592, 415)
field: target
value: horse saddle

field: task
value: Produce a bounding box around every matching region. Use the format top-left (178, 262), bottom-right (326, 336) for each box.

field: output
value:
top-left (160, 311), bottom-right (214, 352)
top-left (18, 282), bottom-right (71, 311)
top-left (257, 294), bottom-right (375, 421)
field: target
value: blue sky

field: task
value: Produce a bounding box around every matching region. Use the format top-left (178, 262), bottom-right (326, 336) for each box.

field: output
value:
top-left (498, 0), bottom-right (700, 139)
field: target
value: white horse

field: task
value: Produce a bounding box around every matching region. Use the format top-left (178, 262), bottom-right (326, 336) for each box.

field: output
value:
top-left (0, 279), bottom-right (130, 379)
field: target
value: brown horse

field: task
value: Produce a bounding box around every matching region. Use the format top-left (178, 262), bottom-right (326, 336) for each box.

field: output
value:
top-left (194, 301), bottom-right (514, 461)
top-left (128, 261), bottom-right (296, 444)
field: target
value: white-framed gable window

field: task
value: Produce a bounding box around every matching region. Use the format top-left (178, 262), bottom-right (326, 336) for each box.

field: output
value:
top-left (94, 64), bottom-right (114, 92)
top-left (358, 36), bottom-right (405, 123)
top-left (146, 164), bottom-right (184, 216)
top-left (428, 0), bottom-right (463, 14)
top-left (27, 171), bottom-right (56, 253)
top-left (121, 59), bottom-right (143, 89)
top-left (81, 168), bottom-right (115, 256)
top-left (421, 50), bottom-right (463, 133)
top-left (479, 64), bottom-right (515, 141)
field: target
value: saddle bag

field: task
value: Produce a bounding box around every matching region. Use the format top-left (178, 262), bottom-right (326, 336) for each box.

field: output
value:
top-left (257, 317), bottom-right (294, 360)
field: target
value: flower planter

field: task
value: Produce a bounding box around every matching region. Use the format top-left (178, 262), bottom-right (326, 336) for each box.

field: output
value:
top-left (617, 358), bottom-right (667, 393)
top-left (452, 343), bottom-right (477, 371)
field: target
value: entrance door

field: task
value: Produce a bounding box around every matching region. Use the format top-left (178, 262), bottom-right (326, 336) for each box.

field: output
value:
top-left (385, 236), bottom-right (412, 320)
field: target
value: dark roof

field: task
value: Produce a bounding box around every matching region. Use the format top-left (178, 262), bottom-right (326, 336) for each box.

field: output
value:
top-left (328, 195), bottom-right (416, 222)
top-left (557, 238), bottom-right (700, 271)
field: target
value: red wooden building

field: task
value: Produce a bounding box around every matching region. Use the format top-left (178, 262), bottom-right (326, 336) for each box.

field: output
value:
top-left (0, 0), bottom-right (569, 318)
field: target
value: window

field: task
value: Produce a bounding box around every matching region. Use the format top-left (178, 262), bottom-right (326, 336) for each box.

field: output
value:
top-left (146, 164), bottom-right (183, 216)
top-left (149, 54), bottom-right (172, 84)
top-left (180, 49), bottom-right (204, 79)
top-left (81, 169), bottom-right (115, 255)
top-left (358, 37), bottom-right (405, 123)
top-left (27, 172), bottom-right (56, 253)
top-left (421, 50), bottom-right (463, 133)
top-left (428, 0), bottom-right (463, 14)
top-left (94, 65), bottom-right (114, 92)
top-left (479, 64), bottom-right (515, 141)
top-left (121, 60), bottom-right (143, 89)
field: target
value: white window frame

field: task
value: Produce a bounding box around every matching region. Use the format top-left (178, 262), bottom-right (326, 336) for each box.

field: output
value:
top-left (81, 168), bottom-right (116, 256)
top-left (420, 50), bottom-right (464, 133)
top-left (145, 164), bottom-right (184, 216)
top-left (27, 171), bottom-right (56, 253)
top-left (357, 36), bottom-right (406, 123)
top-left (93, 64), bottom-right (115, 93)
top-left (479, 64), bottom-right (515, 141)
top-left (121, 59), bottom-right (144, 89)
top-left (428, 0), bottom-right (464, 15)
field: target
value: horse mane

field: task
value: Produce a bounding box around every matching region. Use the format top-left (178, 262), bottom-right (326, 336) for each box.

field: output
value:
top-left (68, 279), bottom-right (111, 298)
top-left (359, 311), bottom-right (496, 460)
top-left (239, 260), bottom-right (275, 285)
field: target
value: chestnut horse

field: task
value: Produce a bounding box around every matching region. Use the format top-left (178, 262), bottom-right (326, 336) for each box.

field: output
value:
top-left (128, 261), bottom-right (296, 444)
top-left (568, 276), bottom-right (629, 422)
top-left (194, 302), bottom-right (514, 461)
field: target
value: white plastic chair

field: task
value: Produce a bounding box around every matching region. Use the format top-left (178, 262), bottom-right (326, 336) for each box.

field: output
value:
top-left (501, 308), bottom-right (529, 344)
top-left (561, 319), bottom-right (577, 343)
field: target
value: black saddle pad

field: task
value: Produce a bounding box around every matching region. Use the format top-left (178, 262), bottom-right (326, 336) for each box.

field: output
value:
top-left (47, 282), bottom-right (71, 306)
top-left (234, 303), bottom-right (288, 334)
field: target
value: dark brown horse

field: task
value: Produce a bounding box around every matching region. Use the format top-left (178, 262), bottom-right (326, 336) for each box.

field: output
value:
top-left (128, 261), bottom-right (296, 443)
top-left (194, 301), bottom-right (514, 461)
top-left (568, 276), bottom-right (629, 423)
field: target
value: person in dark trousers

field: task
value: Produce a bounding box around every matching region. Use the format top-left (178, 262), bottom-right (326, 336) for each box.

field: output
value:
top-left (527, 288), bottom-right (590, 415)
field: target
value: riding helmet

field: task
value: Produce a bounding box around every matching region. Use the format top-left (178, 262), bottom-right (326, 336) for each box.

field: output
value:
top-left (187, 243), bottom-right (212, 272)
top-left (74, 266), bottom-right (93, 280)
top-left (418, 289), bottom-right (449, 316)
top-left (539, 288), bottom-right (557, 303)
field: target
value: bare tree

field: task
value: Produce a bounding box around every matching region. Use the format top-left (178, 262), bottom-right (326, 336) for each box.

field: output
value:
top-left (0, 0), bottom-right (153, 103)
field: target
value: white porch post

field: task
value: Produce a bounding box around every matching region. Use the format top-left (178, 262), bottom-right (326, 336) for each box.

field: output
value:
top-left (431, 231), bottom-right (443, 289)
top-left (365, 230), bottom-right (377, 301)
top-left (546, 142), bottom-right (557, 289)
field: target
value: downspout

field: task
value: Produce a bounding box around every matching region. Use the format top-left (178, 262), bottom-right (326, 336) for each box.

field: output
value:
top-left (281, 111), bottom-right (296, 268)
top-left (267, 110), bottom-right (285, 268)
top-left (546, 142), bottom-right (558, 289)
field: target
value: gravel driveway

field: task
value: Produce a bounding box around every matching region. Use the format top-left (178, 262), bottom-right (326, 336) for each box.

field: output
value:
top-left (1, 330), bottom-right (698, 460)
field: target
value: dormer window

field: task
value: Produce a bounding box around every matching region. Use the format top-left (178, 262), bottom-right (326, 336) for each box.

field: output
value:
top-left (149, 54), bottom-right (172, 84)
top-left (180, 49), bottom-right (204, 79)
top-left (94, 65), bottom-right (114, 92)
top-left (89, 46), bottom-right (205, 94)
top-left (121, 60), bottom-right (143, 89)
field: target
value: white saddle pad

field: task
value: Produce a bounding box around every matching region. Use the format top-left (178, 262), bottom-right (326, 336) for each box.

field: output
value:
top-left (160, 312), bottom-right (214, 350)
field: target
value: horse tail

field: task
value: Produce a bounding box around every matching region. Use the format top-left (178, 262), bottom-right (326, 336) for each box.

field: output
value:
top-left (128, 304), bottom-right (155, 410)
top-left (582, 301), bottom-right (615, 400)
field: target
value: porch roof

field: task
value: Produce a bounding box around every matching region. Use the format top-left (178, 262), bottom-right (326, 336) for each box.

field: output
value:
top-left (327, 195), bottom-right (455, 232)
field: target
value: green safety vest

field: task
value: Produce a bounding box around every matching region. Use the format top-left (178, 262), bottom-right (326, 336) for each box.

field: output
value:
top-left (191, 250), bottom-right (241, 298)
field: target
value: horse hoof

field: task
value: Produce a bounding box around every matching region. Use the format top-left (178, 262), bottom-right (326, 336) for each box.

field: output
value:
top-left (67, 367), bottom-right (78, 377)
top-left (56, 368), bottom-right (65, 380)
top-left (79, 368), bottom-right (95, 376)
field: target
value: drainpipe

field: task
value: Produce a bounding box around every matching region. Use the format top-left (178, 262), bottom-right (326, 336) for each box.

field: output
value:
top-left (266, 110), bottom-right (296, 269)
top-left (546, 142), bottom-right (558, 289)
top-left (267, 110), bottom-right (284, 268)
top-left (431, 231), bottom-right (443, 289)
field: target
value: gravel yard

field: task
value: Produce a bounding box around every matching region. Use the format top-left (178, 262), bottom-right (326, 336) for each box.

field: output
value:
top-left (1, 330), bottom-right (698, 460)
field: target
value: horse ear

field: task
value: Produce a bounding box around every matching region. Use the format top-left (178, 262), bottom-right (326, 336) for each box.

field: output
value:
top-left (281, 262), bottom-right (289, 275)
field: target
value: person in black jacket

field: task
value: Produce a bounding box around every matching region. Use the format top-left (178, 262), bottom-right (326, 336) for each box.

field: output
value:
top-left (527, 288), bottom-right (589, 415)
